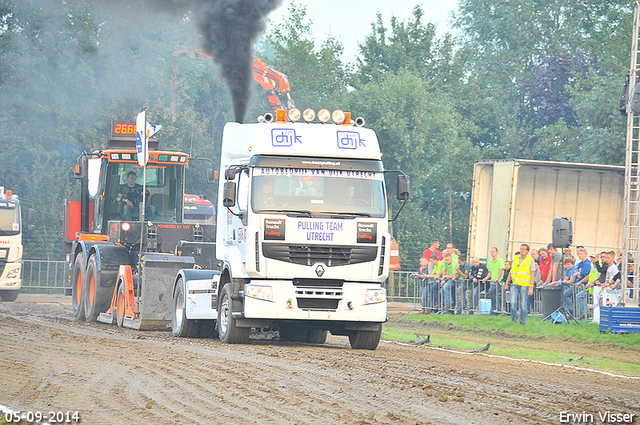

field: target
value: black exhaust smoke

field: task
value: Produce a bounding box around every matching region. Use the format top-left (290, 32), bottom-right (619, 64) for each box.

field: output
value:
top-left (197, 0), bottom-right (282, 123)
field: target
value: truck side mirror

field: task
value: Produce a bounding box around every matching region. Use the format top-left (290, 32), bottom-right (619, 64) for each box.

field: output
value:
top-left (205, 169), bottom-right (218, 184)
top-left (26, 208), bottom-right (35, 225)
top-left (26, 224), bottom-right (35, 233)
top-left (74, 162), bottom-right (85, 179)
top-left (397, 175), bottom-right (410, 201)
top-left (223, 181), bottom-right (237, 208)
top-left (225, 168), bottom-right (238, 180)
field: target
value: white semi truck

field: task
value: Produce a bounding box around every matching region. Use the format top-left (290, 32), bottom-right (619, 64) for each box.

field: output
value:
top-left (172, 109), bottom-right (409, 350)
top-left (0, 187), bottom-right (34, 301)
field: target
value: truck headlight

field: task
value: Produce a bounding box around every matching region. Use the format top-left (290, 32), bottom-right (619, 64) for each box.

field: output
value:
top-left (245, 285), bottom-right (274, 302)
top-left (364, 289), bottom-right (386, 305)
top-left (6, 268), bottom-right (20, 279)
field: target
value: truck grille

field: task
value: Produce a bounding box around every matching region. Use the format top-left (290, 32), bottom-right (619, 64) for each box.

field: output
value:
top-left (296, 298), bottom-right (340, 310)
top-left (262, 244), bottom-right (377, 267)
top-left (293, 279), bottom-right (343, 287)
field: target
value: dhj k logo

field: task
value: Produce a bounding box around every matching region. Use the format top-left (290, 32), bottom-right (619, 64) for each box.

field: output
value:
top-left (337, 131), bottom-right (366, 150)
top-left (271, 129), bottom-right (302, 147)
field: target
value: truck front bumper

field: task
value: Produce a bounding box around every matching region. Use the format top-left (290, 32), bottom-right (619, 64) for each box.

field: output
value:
top-left (241, 280), bottom-right (386, 322)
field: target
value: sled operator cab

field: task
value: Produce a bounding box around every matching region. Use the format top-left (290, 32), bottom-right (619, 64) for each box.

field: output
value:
top-left (63, 121), bottom-right (217, 329)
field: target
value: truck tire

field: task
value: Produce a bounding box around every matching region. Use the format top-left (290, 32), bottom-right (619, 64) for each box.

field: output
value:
top-left (0, 290), bottom-right (19, 302)
top-left (217, 284), bottom-right (250, 344)
top-left (305, 329), bottom-right (328, 344)
top-left (71, 253), bottom-right (86, 321)
top-left (199, 320), bottom-right (219, 339)
top-left (115, 281), bottom-right (126, 328)
top-left (84, 255), bottom-right (113, 322)
top-left (348, 325), bottom-right (382, 350)
top-left (172, 279), bottom-right (200, 338)
top-left (279, 327), bottom-right (308, 342)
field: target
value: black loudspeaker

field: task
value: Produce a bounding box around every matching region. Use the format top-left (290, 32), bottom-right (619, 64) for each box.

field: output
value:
top-left (552, 217), bottom-right (572, 248)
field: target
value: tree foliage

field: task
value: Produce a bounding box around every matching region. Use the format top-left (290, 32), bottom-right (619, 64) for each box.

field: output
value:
top-left (0, 0), bottom-right (635, 269)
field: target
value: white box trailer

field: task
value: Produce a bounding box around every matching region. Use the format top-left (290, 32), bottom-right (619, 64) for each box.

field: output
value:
top-left (467, 159), bottom-right (624, 260)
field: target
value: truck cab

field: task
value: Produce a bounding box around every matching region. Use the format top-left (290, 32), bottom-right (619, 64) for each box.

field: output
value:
top-left (0, 187), bottom-right (34, 301)
top-left (202, 110), bottom-right (408, 349)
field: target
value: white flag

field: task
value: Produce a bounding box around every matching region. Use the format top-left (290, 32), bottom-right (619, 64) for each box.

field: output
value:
top-left (146, 123), bottom-right (161, 138)
top-left (136, 110), bottom-right (147, 166)
top-left (136, 110), bottom-right (162, 166)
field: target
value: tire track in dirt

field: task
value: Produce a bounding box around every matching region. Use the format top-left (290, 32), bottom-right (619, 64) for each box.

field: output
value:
top-left (1, 301), bottom-right (639, 425)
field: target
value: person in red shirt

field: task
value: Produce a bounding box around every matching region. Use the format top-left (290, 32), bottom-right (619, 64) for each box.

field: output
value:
top-left (423, 239), bottom-right (443, 262)
top-left (538, 248), bottom-right (552, 284)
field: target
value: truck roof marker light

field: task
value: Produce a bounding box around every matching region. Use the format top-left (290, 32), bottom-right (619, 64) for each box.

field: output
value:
top-left (110, 153), bottom-right (120, 160)
top-left (318, 109), bottom-right (331, 123)
top-left (288, 108), bottom-right (301, 122)
top-left (276, 109), bottom-right (287, 123)
top-left (354, 116), bottom-right (366, 127)
top-left (263, 112), bottom-right (275, 123)
top-left (303, 109), bottom-right (316, 122)
top-left (331, 109), bottom-right (346, 124)
top-left (342, 112), bottom-right (352, 126)
top-left (121, 222), bottom-right (131, 232)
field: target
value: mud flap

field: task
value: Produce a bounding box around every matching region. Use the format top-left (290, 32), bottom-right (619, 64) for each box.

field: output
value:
top-left (128, 253), bottom-right (196, 330)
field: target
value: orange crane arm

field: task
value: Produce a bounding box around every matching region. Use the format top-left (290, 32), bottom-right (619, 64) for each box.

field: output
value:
top-left (172, 36), bottom-right (295, 111)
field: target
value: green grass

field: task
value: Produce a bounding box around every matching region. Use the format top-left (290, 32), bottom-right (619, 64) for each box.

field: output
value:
top-left (383, 312), bottom-right (640, 376)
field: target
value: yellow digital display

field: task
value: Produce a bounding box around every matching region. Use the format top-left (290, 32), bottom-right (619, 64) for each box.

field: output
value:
top-left (112, 122), bottom-right (136, 137)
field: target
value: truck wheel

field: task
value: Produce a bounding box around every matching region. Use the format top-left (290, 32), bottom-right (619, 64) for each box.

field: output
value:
top-left (172, 279), bottom-right (200, 338)
top-left (217, 284), bottom-right (250, 344)
top-left (84, 255), bottom-right (112, 322)
top-left (305, 329), bottom-right (328, 344)
top-left (0, 290), bottom-right (19, 302)
top-left (71, 253), bottom-right (86, 321)
top-left (348, 325), bottom-right (382, 350)
top-left (115, 281), bottom-right (126, 328)
top-left (279, 327), bottom-right (308, 342)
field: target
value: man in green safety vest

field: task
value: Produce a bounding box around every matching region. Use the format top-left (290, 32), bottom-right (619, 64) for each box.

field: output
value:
top-left (576, 253), bottom-right (600, 319)
top-left (505, 244), bottom-right (535, 325)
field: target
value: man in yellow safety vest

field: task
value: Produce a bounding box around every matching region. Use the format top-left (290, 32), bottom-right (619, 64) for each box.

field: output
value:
top-left (505, 244), bottom-right (535, 325)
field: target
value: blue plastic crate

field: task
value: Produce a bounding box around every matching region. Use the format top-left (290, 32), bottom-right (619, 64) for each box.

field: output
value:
top-left (599, 306), bottom-right (640, 334)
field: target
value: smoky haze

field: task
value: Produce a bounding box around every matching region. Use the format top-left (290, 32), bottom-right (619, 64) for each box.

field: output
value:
top-left (196, 0), bottom-right (283, 123)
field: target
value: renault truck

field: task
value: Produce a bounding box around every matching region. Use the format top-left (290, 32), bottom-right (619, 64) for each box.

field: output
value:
top-left (172, 109), bottom-right (409, 350)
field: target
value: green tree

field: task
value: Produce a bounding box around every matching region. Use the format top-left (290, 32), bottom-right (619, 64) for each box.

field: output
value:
top-left (259, 2), bottom-right (350, 112)
top-left (0, 0), bottom-right (232, 259)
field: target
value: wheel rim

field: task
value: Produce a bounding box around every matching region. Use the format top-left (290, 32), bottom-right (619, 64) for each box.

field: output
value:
top-left (220, 296), bottom-right (230, 336)
top-left (89, 274), bottom-right (95, 307)
top-left (75, 270), bottom-right (82, 304)
top-left (175, 291), bottom-right (184, 329)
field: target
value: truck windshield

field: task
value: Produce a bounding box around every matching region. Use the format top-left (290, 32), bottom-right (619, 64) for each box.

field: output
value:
top-left (251, 168), bottom-right (386, 218)
top-left (0, 201), bottom-right (20, 236)
top-left (103, 162), bottom-right (184, 224)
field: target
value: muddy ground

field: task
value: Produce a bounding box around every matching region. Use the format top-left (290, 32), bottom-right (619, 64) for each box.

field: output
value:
top-left (0, 295), bottom-right (638, 425)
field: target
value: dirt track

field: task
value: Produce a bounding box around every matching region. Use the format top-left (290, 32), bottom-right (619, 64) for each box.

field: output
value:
top-left (1, 296), bottom-right (639, 425)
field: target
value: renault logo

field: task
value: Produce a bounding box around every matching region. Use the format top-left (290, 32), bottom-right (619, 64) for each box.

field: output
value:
top-left (315, 265), bottom-right (325, 277)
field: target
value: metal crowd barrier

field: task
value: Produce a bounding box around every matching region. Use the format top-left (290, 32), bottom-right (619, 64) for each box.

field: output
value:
top-left (21, 260), bottom-right (67, 294)
top-left (386, 271), bottom-right (596, 320)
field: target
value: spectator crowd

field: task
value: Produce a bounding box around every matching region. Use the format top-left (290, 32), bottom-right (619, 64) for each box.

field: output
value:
top-left (414, 239), bottom-right (636, 325)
